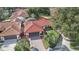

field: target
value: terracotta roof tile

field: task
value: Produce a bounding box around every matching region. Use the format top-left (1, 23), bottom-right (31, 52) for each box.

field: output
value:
top-left (10, 9), bottom-right (29, 22)
top-left (37, 17), bottom-right (52, 26)
top-left (24, 21), bottom-right (43, 33)
top-left (24, 17), bottom-right (52, 33)
top-left (0, 22), bottom-right (20, 36)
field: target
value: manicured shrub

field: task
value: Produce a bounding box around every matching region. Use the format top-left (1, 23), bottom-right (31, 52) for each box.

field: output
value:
top-left (15, 38), bottom-right (30, 51)
top-left (44, 30), bottom-right (60, 48)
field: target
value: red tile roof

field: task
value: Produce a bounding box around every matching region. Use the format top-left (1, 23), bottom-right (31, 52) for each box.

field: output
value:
top-left (24, 21), bottom-right (43, 33)
top-left (0, 22), bottom-right (20, 36)
top-left (10, 9), bottom-right (28, 22)
top-left (37, 17), bottom-right (52, 26)
top-left (24, 17), bottom-right (52, 33)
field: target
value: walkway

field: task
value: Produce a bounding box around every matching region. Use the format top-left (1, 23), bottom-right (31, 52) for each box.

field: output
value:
top-left (57, 30), bottom-right (75, 51)
top-left (61, 33), bottom-right (75, 51)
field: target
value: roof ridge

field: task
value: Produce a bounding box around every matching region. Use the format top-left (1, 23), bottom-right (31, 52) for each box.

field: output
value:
top-left (2, 26), bottom-right (19, 35)
top-left (25, 22), bottom-right (34, 32)
top-left (1, 24), bottom-right (19, 34)
top-left (10, 27), bottom-right (20, 34)
top-left (1, 26), bottom-right (12, 34)
top-left (25, 21), bottom-right (43, 32)
top-left (11, 24), bottom-right (20, 32)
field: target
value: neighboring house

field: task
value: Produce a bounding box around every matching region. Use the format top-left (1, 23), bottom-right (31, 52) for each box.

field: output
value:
top-left (0, 9), bottom-right (52, 41)
top-left (0, 21), bottom-right (21, 41)
top-left (24, 17), bottom-right (52, 38)
top-left (10, 9), bottom-right (29, 36)
top-left (10, 9), bottom-right (29, 23)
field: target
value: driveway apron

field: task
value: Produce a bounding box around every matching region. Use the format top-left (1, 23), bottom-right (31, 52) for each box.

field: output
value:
top-left (29, 35), bottom-right (46, 51)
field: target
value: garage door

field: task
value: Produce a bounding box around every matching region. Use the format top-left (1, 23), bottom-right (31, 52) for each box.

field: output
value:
top-left (29, 32), bottom-right (39, 37)
top-left (4, 35), bottom-right (17, 40)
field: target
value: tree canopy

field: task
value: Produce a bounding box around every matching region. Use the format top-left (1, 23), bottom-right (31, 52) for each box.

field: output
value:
top-left (50, 7), bottom-right (79, 50)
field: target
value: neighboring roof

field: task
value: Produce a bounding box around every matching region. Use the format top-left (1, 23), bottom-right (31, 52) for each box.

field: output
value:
top-left (24, 21), bottom-right (43, 33)
top-left (24, 17), bottom-right (52, 33)
top-left (11, 18), bottom-right (21, 22)
top-left (25, 17), bottom-right (52, 26)
top-left (37, 17), bottom-right (52, 26)
top-left (0, 21), bottom-right (20, 36)
top-left (10, 9), bottom-right (29, 22)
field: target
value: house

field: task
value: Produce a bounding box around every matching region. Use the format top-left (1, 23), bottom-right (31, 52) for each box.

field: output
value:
top-left (0, 9), bottom-right (53, 51)
top-left (10, 9), bottom-right (29, 23)
top-left (0, 9), bottom-right (52, 41)
top-left (24, 17), bottom-right (52, 38)
top-left (0, 21), bottom-right (21, 41)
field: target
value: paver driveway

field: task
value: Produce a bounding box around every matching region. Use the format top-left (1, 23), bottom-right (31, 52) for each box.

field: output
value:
top-left (29, 35), bottom-right (46, 51)
top-left (1, 39), bottom-right (17, 51)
